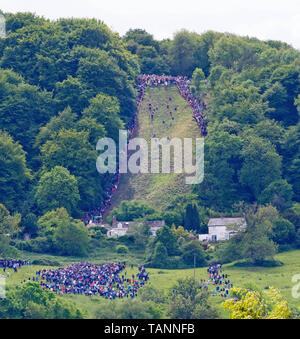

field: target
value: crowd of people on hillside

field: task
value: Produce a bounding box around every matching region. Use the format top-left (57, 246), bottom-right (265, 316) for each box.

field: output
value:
top-left (137, 74), bottom-right (207, 137)
top-left (0, 259), bottom-right (31, 274)
top-left (82, 73), bottom-right (207, 224)
top-left (82, 97), bottom-right (139, 226)
top-left (176, 76), bottom-right (207, 137)
top-left (37, 262), bottom-right (149, 299)
top-left (200, 263), bottom-right (233, 298)
top-left (82, 172), bottom-right (121, 225)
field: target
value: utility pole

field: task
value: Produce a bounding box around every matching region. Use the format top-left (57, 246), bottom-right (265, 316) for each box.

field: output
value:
top-left (193, 253), bottom-right (196, 280)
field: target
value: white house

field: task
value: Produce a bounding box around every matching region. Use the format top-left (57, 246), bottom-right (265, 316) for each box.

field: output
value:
top-left (106, 222), bottom-right (132, 238)
top-left (199, 217), bottom-right (247, 242)
top-left (106, 220), bottom-right (165, 238)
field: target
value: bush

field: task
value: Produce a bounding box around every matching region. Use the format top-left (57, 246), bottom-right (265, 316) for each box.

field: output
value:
top-left (233, 260), bottom-right (283, 267)
top-left (22, 213), bottom-right (38, 235)
top-left (110, 200), bottom-right (156, 221)
top-left (139, 285), bottom-right (167, 303)
top-left (15, 237), bottom-right (54, 253)
top-left (53, 219), bottom-right (89, 257)
top-left (90, 226), bottom-right (107, 235)
top-left (31, 258), bottom-right (61, 266)
top-left (118, 235), bottom-right (135, 245)
top-left (15, 240), bottom-right (31, 252)
top-left (181, 240), bottom-right (207, 267)
top-left (0, 282), bottom-right (84, 319)
top-left (149, 241), bottom-right (168, 268)
top-left (91, 231), bottom-right (105, 240)
top-left (277, 244), bottom-right (294, 253)
top-left (115, 245), bottom-right (129, 254)
top-left (272, 218), bottom-right (296, 245)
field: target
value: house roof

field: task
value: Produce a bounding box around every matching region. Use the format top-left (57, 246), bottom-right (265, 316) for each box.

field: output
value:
top-left (111, 220), bottom-right (165, 228)
top-left (208, 217), bottom-right (246, 227)
top-left (147, 220), bottom-right (165, 228)
top-left (112, 221), bottom-right (142, 228)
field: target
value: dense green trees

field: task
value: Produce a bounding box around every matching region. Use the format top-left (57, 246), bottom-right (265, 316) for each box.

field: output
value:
top-left (82, 93), bottom-right (123, 141)
top-left (191, 33), bottom-right (299, 214)
top-left (110, 200), bottom-right (155, 221)
top-left (184, 203), bottom-right (201, 232)
top-left (154, 225), bottom-right (180, 257)
top-left (150, 241), bottom-right (169, 268)
top-left (191, 67), bottom-right (207, 101)
top-left (0, 130), bottom-right (31, 210)
top-left (239, 137), bottom-right (282, 200)
top-left (168, 278), bottom-right (218, 319)
top-left (194, 131), bottom-right (243, 210)
top-left (123, 29), bottom-right (170, 75)
top-left (21, 213), bottom-right (38, 236)
top-left (170, 30), bottom-right (199, 76)
top-left (146, 223), bottom-right (209, 269)
top-left (217, 205), bottom-right (298, 264)
top-left (223, 285), bottom-right (291, 319)
top-left (36, 208), bottom-right (90, 256)
top-left (0, 13), bottom-right (139, 226)
top-left (0, 282), bottom-right (84, 319)
top-left (181, 240), bottom-right (206, 267)
top-left (0, 204), bottom-right (21, 257)
top-left (40, 129), bottom-right (102, 210)
top-left (35, 166), bottom-right (80, 215)
top-left (53, 216), bottom-right (89, 256)
top-left (272, 218), bottom-right (296, 245)
top-left (259, 179), bottom-right (294, 211)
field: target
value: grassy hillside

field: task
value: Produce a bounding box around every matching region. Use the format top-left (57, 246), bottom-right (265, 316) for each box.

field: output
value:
top-left (106, 85), bottom-right (201, 216)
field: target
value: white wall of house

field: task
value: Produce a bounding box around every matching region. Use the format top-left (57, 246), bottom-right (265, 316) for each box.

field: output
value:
top-left (106, 224), bottom-right (163, 238)
top-left (107, 229), bottom-right (127, 237)
top-left (199, 217), bottom-right (247, 242)
top-left (208, 225), bottom-right (231, 241)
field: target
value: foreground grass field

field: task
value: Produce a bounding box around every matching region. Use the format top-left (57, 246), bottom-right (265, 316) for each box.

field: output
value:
top-left (2, 249), bottom-right (300, 318)
top-left (106, 85), bottom-right (201, 215)
top-left (145, 250), bottom-right (300, 317)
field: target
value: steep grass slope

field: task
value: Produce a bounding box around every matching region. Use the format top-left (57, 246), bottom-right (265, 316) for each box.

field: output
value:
top-left (106, 84), bottom-right (201, 214)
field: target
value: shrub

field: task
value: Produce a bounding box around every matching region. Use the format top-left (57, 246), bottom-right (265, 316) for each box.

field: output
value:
top-left (115, 245), bottom-right (129, 254)
top-left (181, 240), bottom-right (207, 267)
top-left (91, 231), bottom-right (105, 240)
top-left (110, 200), bottom-right (156, 221)
top-left (233, 260), bottom-right (283, 267)
top-left (118, 235), bottom-right (135, 245)
top-left (16, 237), bottom-right (55, 253)
top-left (89, 226), bottom-right (107, 235)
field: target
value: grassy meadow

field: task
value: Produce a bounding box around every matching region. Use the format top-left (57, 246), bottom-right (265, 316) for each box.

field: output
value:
top-left (2, 249), bottom-right (299, 318)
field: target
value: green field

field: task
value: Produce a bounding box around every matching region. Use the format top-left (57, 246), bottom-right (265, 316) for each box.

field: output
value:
top-left (2, 249), bottom-right (300, 318)
top-left (106, 85), bottom-right (201, 215)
